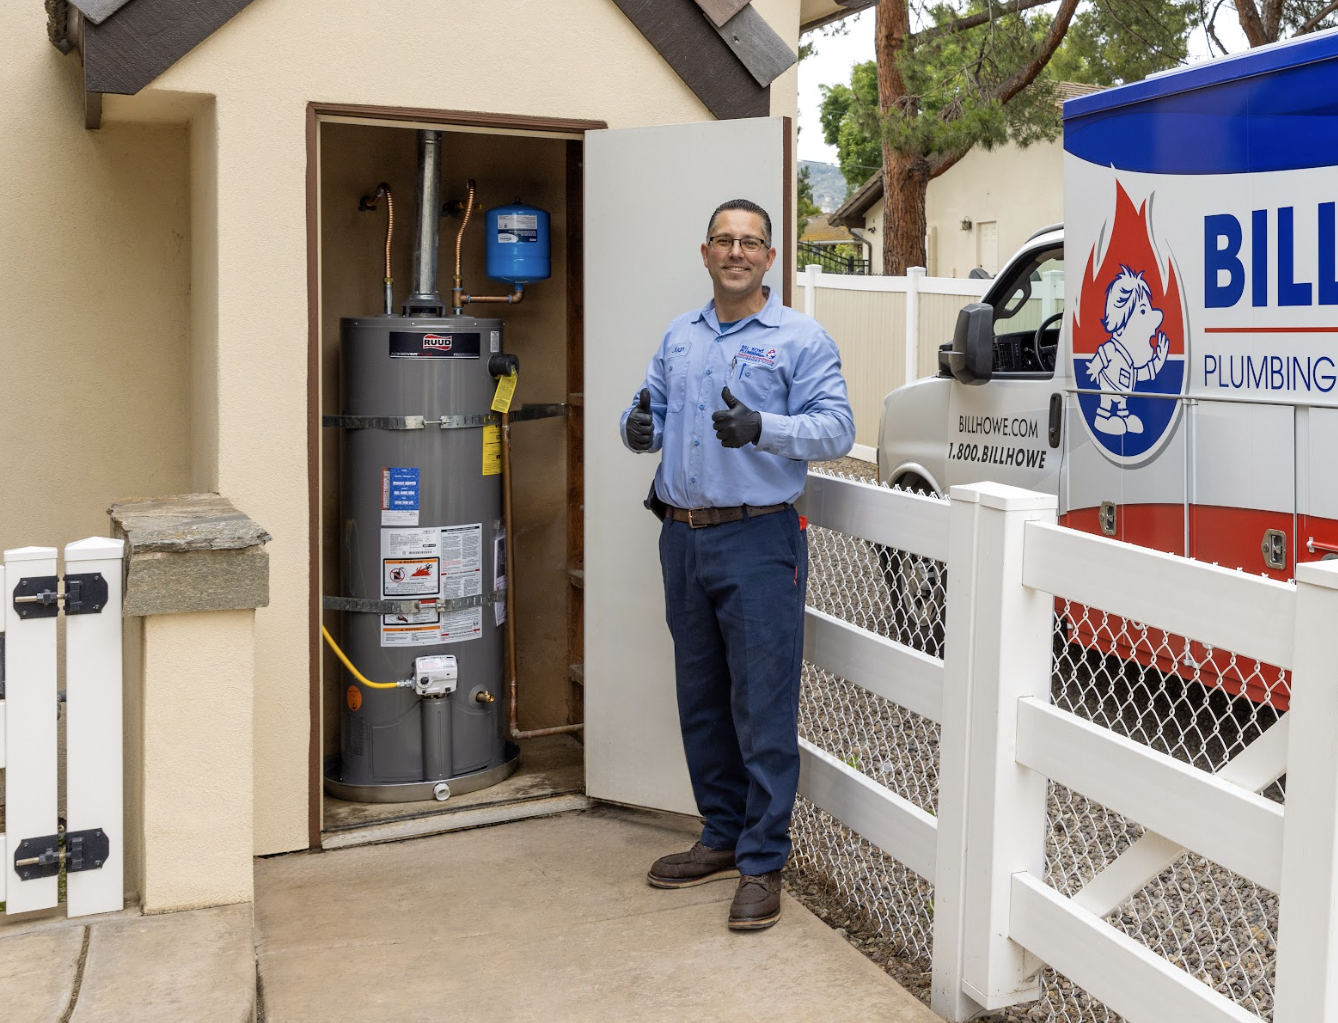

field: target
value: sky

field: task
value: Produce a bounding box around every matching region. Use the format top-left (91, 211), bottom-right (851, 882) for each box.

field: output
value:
top-left (797, 6), bottom-right (1251, 165)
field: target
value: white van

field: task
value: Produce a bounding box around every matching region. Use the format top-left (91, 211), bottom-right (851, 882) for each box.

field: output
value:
top-left (876, 31), bottom-right (1338, 706)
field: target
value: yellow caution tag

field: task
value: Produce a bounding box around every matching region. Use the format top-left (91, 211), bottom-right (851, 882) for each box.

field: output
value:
top-left (491, 369), bottom-right (518, 413)
top-left (482, 424), bottom-right (503, 476)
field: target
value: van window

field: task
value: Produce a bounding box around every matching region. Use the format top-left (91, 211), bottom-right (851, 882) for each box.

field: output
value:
top-left (988, 246), bottom-right (1064, 376)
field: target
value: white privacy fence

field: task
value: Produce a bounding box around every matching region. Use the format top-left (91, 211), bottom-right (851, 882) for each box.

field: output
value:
top-left (792, 472), bottom-right (1333, 1023)
top-left (797, 266), bottom-right (989, 455)
top-left (1, 539), bottom-right (125, 918)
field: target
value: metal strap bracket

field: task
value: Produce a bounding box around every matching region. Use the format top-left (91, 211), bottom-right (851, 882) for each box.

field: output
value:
top-left (324, 589), bottom-right (507, 616)
top-left (322, 404), bottom-right (566, 432)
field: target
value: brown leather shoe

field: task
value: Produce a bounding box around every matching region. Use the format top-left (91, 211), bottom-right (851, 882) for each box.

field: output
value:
top-left (727, 871), bottom-right (782, 930)
top-left (647, 841), bottom-right (738, 889)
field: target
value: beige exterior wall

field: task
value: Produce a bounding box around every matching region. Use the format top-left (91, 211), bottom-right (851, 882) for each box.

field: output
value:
top-left (0, 0), bottom-right (803, 862)
top-left (1, 6), bottom-right (197, 901)
top-left (861, 138), bottom-right (1063, 278)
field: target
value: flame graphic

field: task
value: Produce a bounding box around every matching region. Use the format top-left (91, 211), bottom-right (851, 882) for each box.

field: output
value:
top-left (1073, 183), bottom-right (1184, 358)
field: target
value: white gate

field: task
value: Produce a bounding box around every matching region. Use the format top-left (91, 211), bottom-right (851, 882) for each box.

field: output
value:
top-left (2, 538), bottom-right (125, 918)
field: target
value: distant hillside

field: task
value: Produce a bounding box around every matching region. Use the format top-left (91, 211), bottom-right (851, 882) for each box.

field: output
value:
top-left (800, 161), bottom-right (848, 213)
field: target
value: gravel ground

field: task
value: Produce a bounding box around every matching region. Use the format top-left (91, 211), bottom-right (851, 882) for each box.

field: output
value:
top-left (785, 458), bottom-right (1281, 1023)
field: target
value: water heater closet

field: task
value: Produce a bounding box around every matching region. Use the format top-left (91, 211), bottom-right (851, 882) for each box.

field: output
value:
top-left (324, 129), bottom-right (553, 803)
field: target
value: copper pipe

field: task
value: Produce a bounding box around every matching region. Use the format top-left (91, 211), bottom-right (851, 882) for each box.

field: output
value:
top-left (501, 410), bottom-right (585, 741)
top-left (451, 179), bottom-right (476, 314)
top-left (462, 286), bottom-right (525, 305)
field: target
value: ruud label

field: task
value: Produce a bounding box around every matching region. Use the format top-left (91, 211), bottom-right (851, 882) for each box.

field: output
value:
top-left (389, 331), bottom-right (482, 359)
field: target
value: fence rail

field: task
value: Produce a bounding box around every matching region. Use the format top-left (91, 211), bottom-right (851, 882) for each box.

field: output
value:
top-left (793, 471), bottom-right (1335, 1023)
top-left (1, 538), bottom-right (125, 919)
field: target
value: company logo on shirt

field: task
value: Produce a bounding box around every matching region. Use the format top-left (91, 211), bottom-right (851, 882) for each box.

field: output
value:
top-left (1072, 182), bottom-right (1187, 467)
top-left (737, 345), bottom-right (778, 366)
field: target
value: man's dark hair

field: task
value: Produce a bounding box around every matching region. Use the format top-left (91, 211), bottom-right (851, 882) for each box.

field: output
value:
top-left (706, 199), bottom-right (772, 247)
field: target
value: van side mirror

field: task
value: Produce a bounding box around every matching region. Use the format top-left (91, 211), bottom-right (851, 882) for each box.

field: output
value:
top-left (949, 303), bottom-right (993, 385)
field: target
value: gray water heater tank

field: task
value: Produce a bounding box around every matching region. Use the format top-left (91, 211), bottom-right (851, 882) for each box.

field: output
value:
top-left (325, 313), bottom-right (518, 801)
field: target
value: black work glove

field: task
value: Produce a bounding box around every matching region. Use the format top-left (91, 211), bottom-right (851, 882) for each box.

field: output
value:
top-left (626, 388), bottom-right (654, 451)
top-left (712, 387), bottom-right (762, 448)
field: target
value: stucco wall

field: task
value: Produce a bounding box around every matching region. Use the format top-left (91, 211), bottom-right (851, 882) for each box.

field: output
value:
top-left (72, 0), bottom-right (802, 856)
top-left (1, 5), bottom-right (197, 900)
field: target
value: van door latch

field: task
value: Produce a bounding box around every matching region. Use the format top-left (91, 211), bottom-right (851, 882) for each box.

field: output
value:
top-left (1261, 529), bottom-right (1287, 571)
top-left (1098, 502), bottom-right (1117, 537)
top-left (1048, 393), bottom-right (1063, 448)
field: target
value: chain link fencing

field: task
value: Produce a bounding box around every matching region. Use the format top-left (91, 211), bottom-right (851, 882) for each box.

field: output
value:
top-left (788, 463), bottom-right (1285, 1023)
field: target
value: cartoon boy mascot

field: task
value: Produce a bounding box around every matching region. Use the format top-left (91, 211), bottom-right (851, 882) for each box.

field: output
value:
top-left (1087, 265), bottom-right (1170, 435)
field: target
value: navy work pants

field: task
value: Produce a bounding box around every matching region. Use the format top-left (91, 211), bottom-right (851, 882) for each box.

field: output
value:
top-left (658, 507), bottom-right (809, 876)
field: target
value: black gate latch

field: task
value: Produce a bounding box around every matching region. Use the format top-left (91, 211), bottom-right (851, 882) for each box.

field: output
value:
top-left (12, 573), bottom-right (107, 620)
top-left (13, 829), bottom-right (110, 881)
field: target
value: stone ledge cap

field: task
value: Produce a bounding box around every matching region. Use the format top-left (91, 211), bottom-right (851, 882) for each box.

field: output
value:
top-left (108, 493), bottom-right (272, 553)
top-left (108, 494), bottom-right (270, 616)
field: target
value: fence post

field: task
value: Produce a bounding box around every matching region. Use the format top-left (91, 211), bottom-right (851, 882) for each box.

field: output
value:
top-left (1274, 558), bottom-right (1338, 1023)
top-left (64, 536), bottom-right (126, 918)
top-left (804, 263), bottom-right (821, 317)
top-left (905, 266), bottom-right (925, 385)
top-left (931, 483), bottom-right (1056, 1020)
top-left (3, 546), bottom-right (61, 914)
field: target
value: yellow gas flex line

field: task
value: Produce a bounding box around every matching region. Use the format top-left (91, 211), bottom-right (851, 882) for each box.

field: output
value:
top-left (322, 625), bottom-right (403, 689)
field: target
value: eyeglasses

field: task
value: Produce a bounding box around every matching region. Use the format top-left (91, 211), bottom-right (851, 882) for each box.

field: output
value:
top-left (707, 235), bottom-right (769, 253)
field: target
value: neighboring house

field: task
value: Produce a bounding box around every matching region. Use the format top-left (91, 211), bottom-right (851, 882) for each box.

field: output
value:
top-left (0, 0), bottom-right (853, 918)
top-left (831, 82), bottom-right (1102, 276)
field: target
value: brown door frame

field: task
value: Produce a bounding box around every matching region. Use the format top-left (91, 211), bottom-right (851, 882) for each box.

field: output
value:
top-left (304, 102), bottom-right (607, 850)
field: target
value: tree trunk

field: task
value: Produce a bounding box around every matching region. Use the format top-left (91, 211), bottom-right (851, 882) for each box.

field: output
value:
top-left (881, 149), bottom-right (930, 275)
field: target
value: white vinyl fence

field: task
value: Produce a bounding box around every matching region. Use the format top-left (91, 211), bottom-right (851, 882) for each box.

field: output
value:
top-left (793, 472), bottom-right (1332, 1023)
top-left (797, 266), bottom-right (989, 457)
top-left (1, 539), bottom-right (125, 918)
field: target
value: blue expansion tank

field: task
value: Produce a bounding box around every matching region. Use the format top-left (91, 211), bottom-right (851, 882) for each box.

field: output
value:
top-left (485, 202), bottom-right (551, 284)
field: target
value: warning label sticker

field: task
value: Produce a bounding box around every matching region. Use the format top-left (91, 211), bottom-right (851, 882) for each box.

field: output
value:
top-left (379, 524), bottom-right (483, 647)
top-left (383, 558), bottom-right (438, 597)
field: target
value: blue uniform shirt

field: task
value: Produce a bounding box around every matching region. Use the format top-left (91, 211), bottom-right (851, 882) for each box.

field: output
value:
top-left (620, 287), bottom-right (855, 508)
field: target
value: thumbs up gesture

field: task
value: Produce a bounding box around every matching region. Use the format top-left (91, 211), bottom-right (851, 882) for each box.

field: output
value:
top-left (712, 387), bottom-right (762, 448)
top-left (626, 388), bottom-right (654, 451)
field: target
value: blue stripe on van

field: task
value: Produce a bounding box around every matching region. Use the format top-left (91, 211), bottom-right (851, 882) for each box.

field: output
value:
top-left (1063, 30), bottom-right (1338, 175)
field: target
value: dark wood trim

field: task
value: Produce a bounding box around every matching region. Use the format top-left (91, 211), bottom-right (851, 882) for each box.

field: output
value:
top-left (83, 0), bottom-right (255, 95)
top-left (305, 103), bottom-right (323, 852)
top-left (610, 0), bottom-right (770, 120)
top-left (304, 103), bottom-right (607, 846)
top-left (310, 103), bottom-right (606, 135)
top-left (782, 116), bottom-right (793, 308)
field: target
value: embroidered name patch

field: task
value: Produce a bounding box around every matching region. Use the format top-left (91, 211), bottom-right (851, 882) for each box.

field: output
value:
top-left (736, 345), bottom-right (778, 366)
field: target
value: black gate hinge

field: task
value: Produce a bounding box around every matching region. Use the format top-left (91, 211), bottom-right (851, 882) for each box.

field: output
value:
top-left (13, 829), bottom-right (110, 881)
top-left (12, 573), bottom-right (108, 620)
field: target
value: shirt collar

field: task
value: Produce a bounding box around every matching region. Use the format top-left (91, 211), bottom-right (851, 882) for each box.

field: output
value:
top-left (694, 286), bottom-right (782, 332)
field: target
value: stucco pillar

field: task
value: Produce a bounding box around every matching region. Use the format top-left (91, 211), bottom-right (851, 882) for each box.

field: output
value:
top-left (110, 494), bottom-right (269, 913)
top-left (141, 610), bottom-right (256, 912)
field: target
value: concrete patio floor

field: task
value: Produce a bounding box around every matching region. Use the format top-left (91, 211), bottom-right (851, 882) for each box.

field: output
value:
top-left (255, 805), bottom-right (940, 1022)
top-left (1, 804), bottom-right (942, 1022)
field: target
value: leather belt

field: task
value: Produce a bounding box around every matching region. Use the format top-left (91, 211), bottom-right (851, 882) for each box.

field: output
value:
top-left (666, 503), bottom-right (791, 528)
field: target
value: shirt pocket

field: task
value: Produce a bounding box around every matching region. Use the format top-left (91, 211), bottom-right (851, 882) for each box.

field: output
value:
top-left (666, 353), bottom-right (689, 412)
top-left (732, 361), bottom-right (779, 408)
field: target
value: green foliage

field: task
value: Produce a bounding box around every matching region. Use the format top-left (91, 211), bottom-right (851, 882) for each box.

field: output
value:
top-left (1048, 0), bottom-right (1195, 86)
top-left (816, 1), bottom-right (1195, 191)
top-left (819, 61), bottom-right (882, 190)
top-left (798, 165), bottom-right (823, 237)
